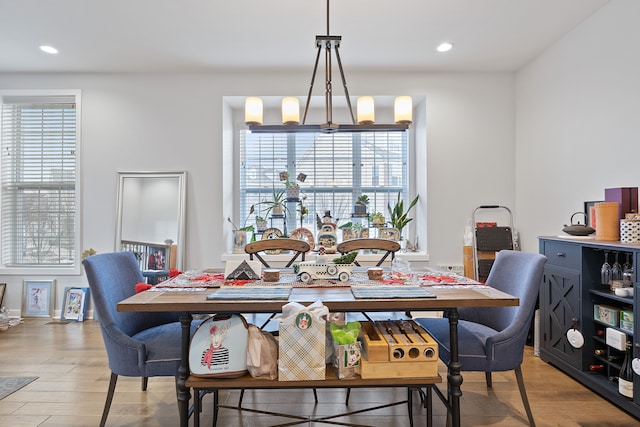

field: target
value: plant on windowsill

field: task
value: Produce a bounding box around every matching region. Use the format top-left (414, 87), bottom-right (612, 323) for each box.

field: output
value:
top-left (354, 194), bottom-right (369, 217)
top-left (258, 188), bottom-right (288, 217)
top-left (370, 212), bottom-right (386, 227)
top-left (255, 216), bottom-right (267, 232)
top-left (388, 192), bottom-right (419, 238)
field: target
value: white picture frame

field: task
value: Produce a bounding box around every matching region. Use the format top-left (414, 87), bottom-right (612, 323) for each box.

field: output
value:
top-left (22, 280), bottom-right (55, 318)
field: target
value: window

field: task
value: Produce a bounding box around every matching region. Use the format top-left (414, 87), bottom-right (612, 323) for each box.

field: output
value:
top-left (239, 129), bottom-right (410, 231)
top-left (0, 92), bottom-right (80, 270)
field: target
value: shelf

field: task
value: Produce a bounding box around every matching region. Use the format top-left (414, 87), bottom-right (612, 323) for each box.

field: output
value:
top-left (186, 365), bottom-right (441, 389)
top-left (590, 289), bottom-right (635, 305)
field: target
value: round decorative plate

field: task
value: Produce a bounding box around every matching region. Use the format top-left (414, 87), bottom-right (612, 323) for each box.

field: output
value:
top-left (289, 227), bottom-right (314, 253)
top-left (261, 227), bottom-right (283, 254)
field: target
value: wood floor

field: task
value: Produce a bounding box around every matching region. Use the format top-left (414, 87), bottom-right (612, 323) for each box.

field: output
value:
top-left (1, 318), bottom-right (639, 427)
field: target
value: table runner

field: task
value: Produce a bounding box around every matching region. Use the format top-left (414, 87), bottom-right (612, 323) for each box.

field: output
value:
top-left (153, 268), bottom-right (487, 290)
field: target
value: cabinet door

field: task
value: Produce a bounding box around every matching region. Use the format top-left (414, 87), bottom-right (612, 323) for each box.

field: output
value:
top-left (541, 264), bottom-right (582, 368)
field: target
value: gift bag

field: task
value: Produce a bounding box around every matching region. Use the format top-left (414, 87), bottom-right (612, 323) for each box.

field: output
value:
top-left (278, 300), bottom-right (329, 381)
top-left (246, 324), bottom-right (278, 380)
top-left (189, 314), bottom-right (248, 378)
top-left (333, 342), bottom-right (362, 379)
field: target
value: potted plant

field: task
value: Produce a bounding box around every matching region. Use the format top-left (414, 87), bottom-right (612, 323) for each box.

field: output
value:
top-left (259, 188), bottom-right (288, 217)
top-left (387, 192), bottom-right (419, 237)
top-left (354, 194), bottom-right (369, 217)
top-left (255, 215), bottom-right (267, 231)
top-left (370, 212), bottom-right (386, 227)
top-left (285, 180), bottom-right (300, 200)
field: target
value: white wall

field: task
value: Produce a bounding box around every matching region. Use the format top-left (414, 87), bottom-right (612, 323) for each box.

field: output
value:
top-left (515, 0), bottom-right (640, 253)
top-left (0, 70), bottom-right (515, 313)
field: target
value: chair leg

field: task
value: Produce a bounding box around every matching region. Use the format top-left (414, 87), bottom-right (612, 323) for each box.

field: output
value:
top-left (515, 366), bottom-right (536, 427)
top-left (345, 387), bottom-right (351, 404)
top-left (141, 376), bottom-right (148, 391)
top-left (485, 371), bottom-right (492, 387)
top-left (238, 389), bottom-right (245, 406)
top-left (100, 372), bottom-right (118, 427)
top-left (313, 387), bottom-right (318, 403)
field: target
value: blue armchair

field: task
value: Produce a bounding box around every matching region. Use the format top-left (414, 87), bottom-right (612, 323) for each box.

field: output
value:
top-left (83, 251), bottom-right (200, 427)
top-left (415, 250), bottom-right (546, 426)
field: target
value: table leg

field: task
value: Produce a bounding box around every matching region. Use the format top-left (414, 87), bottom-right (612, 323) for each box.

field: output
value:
top-left (447, 308), bottom-right (462, 427)
top-left (177, 313), bottom-right (192, 427)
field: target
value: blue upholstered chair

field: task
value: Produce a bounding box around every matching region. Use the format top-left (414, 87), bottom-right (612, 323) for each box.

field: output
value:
top-left (415, 250), bottom-right (546, 426)
top-left (83, 251), bottom-right (200, 427)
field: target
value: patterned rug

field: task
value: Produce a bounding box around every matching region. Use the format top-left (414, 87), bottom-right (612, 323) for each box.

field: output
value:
top-left (0, 377), bottom-right (38, 400)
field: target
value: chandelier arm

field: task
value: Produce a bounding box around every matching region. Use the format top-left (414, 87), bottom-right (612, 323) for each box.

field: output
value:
top-left (302, 43), bottom-right (324, 125)
top-left (325, 41), bottom-right (333, 125)
top-left (333, 45), bottom-right (356, 125)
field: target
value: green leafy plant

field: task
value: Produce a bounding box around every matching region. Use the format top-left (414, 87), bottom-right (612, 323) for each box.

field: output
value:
top-left (387, 192), bottom-right (419, 235)
top-left (370, 212), bottom-right (385, 224)
top-left (332, 251), bottom-right (357, 264)
top-left (355, 194), bottom-right (370, 207)
top-left (258, 188), bottom-right (288, 217)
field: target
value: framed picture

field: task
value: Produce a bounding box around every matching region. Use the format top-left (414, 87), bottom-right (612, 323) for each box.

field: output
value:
top-left (61, 287), bottom-right (89, 322)
top-left (0, 283), bottom-right (6, 307)
top-left (22, 280), bottom-right (55, 318)
top-left (584, 201), bottom-right (603, 228)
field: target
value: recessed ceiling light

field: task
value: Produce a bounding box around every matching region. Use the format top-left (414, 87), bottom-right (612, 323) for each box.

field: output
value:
top-left (436, 42), bottom-right (453, 53)
top-left (40, 45), bottom-right (59, 54)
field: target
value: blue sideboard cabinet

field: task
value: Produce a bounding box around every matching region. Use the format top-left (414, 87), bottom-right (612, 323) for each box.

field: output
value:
top-left (539, 237), bottom-right (640, 418)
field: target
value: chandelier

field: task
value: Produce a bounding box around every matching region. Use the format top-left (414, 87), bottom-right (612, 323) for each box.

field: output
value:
top-left (245, 0), bottom-right (412, 133)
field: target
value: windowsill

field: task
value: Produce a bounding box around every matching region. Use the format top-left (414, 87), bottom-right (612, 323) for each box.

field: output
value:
top-left (221, 250), bottom-right (429, 267)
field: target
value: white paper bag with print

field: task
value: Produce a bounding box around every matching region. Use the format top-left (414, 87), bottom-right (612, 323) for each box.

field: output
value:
top-left (278, 300), bottom-right (329, 381)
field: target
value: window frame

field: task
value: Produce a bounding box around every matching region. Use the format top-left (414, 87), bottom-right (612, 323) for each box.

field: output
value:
top-left (239, 128), bottom-right (411, 235)
top-left (0, 90), bottom-right (82, 275)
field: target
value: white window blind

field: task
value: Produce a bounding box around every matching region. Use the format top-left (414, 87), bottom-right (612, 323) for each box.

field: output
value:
top-left (1, 95), bottom-right (77, 267)
top-left (240, 130), bottom-right (408, 229)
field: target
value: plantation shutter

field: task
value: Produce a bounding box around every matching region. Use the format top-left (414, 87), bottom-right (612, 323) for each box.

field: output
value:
top-left (1, 95), bottom-right (77, 266)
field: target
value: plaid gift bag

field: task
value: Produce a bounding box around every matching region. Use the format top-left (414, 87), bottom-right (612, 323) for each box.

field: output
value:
top-left (278, 300), bottom-right (329, 381)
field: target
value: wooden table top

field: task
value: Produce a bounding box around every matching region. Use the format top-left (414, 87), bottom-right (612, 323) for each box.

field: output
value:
top-left (117, 286), bottom-right (518, 314)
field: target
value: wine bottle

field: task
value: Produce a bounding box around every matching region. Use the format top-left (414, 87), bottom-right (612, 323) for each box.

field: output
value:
top-left (594, 349), bottom-right (606, 356)
top-left (589, 364), bottom-right (605, 372)
top-left (619, 342), bottom-right (634, 399)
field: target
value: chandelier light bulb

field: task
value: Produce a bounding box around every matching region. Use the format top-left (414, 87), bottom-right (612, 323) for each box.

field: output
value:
top-left (281, 97), bottom-right (300, 125)
top-left (394, 96), bottom-right (413, 124)
top-left (357, 96), bottom-right (375, 125)
top-left (245, 97), bottom-right (263, 125)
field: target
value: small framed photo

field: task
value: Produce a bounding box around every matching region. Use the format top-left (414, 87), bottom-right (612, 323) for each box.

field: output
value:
top-left (584, 200), bottom-right (603, 228)
top-left (61, 287), bottom-right (89, 322)
top-left (0, 283), bottom-right (6, 307)
top-left (22, 280), bottom-right (55, 318)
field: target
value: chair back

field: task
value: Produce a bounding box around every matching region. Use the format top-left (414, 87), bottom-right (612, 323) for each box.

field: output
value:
top-left (336, 238), bottom-right (401, 266)
top-left (83, 252), bottom-right (177, 338)
top-left (458, 250), bottom-right (546, 335)
top-left (245, 238), bottom-right (311, 268)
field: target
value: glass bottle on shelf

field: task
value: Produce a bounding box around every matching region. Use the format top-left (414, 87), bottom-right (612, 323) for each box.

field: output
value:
top-left (618, 341), bottom-right (634, 399)
top-left (601, 251), bottom-right (612, 287)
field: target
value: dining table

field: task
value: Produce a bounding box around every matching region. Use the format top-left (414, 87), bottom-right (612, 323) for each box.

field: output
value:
top-left (117, 267), bottom-right (518, 427)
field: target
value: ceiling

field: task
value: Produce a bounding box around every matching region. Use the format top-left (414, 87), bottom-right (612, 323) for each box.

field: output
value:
top-left (0, 0), bottom-right (609, 74)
